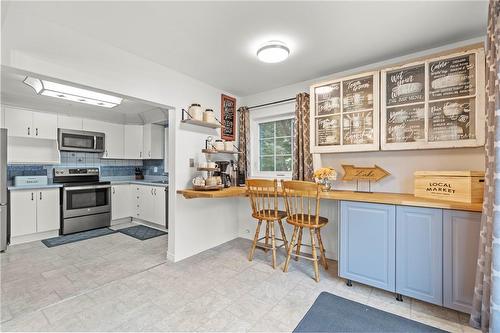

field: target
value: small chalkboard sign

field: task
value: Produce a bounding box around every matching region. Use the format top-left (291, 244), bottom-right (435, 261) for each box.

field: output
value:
top-left (221, 94), bottom-right (236, 141)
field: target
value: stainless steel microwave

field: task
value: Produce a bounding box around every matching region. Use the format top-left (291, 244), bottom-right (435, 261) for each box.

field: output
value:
top-left (58, 129), bottom-right (105, 153)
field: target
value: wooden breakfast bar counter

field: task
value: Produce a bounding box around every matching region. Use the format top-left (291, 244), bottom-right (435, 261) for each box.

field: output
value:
top-left (177, 187), bottom-right (482, 212)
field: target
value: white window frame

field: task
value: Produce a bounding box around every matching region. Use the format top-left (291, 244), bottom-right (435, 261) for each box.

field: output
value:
top-left (250, 107), bottom-right (294, 180)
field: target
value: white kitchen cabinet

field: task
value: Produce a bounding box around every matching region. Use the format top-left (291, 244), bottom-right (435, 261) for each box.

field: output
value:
top-left (58, 115), bottom-right (83, 130)
top-left (32, 112), bottom-right (58, 140)
top-left (101, 122), bottom-right (124, 159)
top-left (143, 123), bottom-right (164, 159)
top-left (124, 125), bottom-right (143, 159)
top-left (36, 189), bottom-right (61, 232)
top-left (10, 190), bottom-right (37, 237)
top-left (4, 107), bottom-right (57, 140)
top-left (10, 188), bottom-right (60, 238)
top-left (136, 185), bottom-right (154, 221)
top-left (134, 185), bottom-right (166, 226)
top-left (4, 107), bottom-right (32, 138)
top-left (111, 184), bottom-right (133, 220)
top-left (83, 119), bottom-right (125, 159)
top-left (152, 186), bottom-right (166, 226)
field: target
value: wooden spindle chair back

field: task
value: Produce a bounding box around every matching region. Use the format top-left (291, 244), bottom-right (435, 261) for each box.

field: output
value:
top-left (246, 179), bottom-right (279, 220)
top-left (281, 180), bottom-right (322, 227)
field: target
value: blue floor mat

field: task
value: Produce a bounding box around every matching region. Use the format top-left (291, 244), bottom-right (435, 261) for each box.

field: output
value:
top-left (41, 228), bottom-right (117, 248)
top-left (117, 225), bottom-right (167, 240)
top-left (294, 292), bottom-right (448, 332)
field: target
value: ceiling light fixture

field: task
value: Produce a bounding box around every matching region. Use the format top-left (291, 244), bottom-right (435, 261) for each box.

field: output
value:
top-left (23, 77), bottom-right (122, 108)
top-left (257, 41), bottom-right (290, 63)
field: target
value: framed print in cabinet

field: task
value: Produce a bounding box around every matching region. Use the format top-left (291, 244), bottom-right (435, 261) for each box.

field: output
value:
top-left (309, 71), bottom-right (380, 153)
top-left (381, 47), bottom-right (485, 151)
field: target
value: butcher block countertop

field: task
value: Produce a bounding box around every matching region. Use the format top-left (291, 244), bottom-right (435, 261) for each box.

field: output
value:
top-left (177, 187), bottom-right (482, 212)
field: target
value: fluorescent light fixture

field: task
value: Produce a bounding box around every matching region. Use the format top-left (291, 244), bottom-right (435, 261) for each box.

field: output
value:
top-left (23, 77), bottom-right (122, 108)
top-left (257, 41), bottom-right (290, 63)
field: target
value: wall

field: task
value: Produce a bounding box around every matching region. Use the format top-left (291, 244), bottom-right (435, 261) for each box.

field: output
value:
top-left (1, 5), bottom-right (240, 261)
top-left (238, 37), bottom-right (486, 260)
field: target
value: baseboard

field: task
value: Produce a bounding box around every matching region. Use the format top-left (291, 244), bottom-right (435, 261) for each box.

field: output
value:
top-left (131, 218), bottom-right (168, 232)
top-left (10, 230), bottom-right (59, 245)
top-left (166, 251), bottom-right (175, 262)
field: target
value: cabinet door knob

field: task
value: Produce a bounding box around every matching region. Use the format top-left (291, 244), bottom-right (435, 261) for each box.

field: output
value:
top-left (154, 188), bottom-right (156, 195)
top-left (140, 152), bottom-right (142, 158)
top-left (149, 151), bottom-right (151, 157)
top-left (40, 192), bottom-right (42, 200)
top-left (36, 128), bottom-right (39, 136)
top-left (151, 188), bottom-right (154, 195)
top-left (31, 192), bottom-right (34, 201)
top-left (27, 127), bottom-right (30, 136)
top-left (112, 187), bottom-right (115, 194)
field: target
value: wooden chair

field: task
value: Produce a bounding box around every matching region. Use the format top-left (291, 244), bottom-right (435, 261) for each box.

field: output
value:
top-left (246, 179), bottom-right (289, 269)
top-left (281, 180), bottom-right (328, 282)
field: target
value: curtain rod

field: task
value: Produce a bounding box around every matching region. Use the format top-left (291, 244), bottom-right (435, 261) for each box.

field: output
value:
top-left (247, 97), bottom-right (295, 110)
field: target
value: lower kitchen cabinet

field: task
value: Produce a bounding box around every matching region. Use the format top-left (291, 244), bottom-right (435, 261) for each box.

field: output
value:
top-left (443, 210), bottom-right (481, 313)
top-left (10, 188), bottom-right (60, 238)
top-left (339, 201), bottom-right (396, 292)
top-left (396, 206), bottom-right (443, 305)
top-left (111, 184), bottom-right (133, 220)
top-left (134, 185), bottom-right (166, 227)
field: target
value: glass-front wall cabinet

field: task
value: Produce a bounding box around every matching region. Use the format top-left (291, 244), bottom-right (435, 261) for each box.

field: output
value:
top-left (381, 48), bottom-right (485, 150)
top-left (310, 71), bottom-right (380, 153)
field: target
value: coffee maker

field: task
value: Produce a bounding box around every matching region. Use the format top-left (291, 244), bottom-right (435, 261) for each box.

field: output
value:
top-left (214, 161), bottom-right (232, 188)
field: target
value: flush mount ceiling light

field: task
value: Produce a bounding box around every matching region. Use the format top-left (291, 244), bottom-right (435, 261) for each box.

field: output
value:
top-left (256, 41), bottom-right (290, 63)
top-left (23, 77), bottom-right (122, 108)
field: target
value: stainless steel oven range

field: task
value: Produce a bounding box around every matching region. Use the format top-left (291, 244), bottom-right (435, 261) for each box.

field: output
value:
top-left (53, 168), bottom-right (111, 235)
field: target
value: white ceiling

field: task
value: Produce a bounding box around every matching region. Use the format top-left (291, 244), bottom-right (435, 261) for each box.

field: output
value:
top-left (2, 1), bottom-right (488, 97)
top-left (1, 71), bottom-right (166, 124)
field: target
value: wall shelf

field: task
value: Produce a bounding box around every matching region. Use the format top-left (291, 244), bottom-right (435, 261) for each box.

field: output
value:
top-left (197, 167), bottom-right (218, 172)
top-left (181, 118), bottom-right (221, 129)
top-left (202, 149), bottom-right (241, 155)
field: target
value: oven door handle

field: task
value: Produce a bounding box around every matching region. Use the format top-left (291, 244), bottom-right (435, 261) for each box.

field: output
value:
top-left (64, 185), bottom-right (111, 191)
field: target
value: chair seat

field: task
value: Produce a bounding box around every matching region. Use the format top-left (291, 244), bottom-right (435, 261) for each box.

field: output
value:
top-left (252, 210), bottom-right (287, 221)
top-left (286, 214), bottom-right (328, 228)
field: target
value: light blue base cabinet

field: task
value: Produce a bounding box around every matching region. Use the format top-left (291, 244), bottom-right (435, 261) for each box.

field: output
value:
top-left (443, 210), bottom-right (481, 313)
top-left (396, 206), bottom-right (443, 305)
top-left (339, 201), bottom-right (396, 292)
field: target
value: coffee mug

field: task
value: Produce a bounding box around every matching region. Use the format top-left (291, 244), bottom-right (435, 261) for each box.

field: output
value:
top-left (205, 177), bottom-right (217, 186)
top-left (207, 161), bottom-right (216, 169)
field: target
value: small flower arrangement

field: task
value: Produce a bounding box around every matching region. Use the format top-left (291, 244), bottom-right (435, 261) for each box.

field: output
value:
top-left (313, 167), bottom-right (337, 190)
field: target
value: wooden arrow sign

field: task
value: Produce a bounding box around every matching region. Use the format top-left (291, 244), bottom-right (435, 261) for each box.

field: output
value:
top-left (342, 164), bottom-right (390, 182)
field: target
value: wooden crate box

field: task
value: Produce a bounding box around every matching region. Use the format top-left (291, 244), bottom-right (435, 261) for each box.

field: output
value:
top-left (414, 171), bottom-right (485, 204)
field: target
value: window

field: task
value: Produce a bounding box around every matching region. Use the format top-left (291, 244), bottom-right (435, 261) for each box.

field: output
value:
top-left (251, 116), bottom-right (293, 178)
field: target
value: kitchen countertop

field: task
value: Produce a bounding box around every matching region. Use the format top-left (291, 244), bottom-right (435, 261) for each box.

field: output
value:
top-left (8, 177), bottom-right (168, 190)
top-left (8, 183), bottom-right (63, 191)
top-left (177, 186), bottom-right (482, 212)
top-left (103, 177), bottom-right (169, 187)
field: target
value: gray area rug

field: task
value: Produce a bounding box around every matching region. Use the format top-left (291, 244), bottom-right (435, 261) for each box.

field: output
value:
top-left (294, 292), bottom-right (448, 332)
top-left (117, 225), bottom-right (167, 240)
top-left (41, 228), bottom-right (117, 248)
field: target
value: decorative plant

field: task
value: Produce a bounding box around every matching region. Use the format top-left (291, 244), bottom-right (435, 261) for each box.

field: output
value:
top-left (313, 167), bottom-right (337, 190)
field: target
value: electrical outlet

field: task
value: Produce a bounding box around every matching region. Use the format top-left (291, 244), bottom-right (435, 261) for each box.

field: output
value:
top-left (189, 158), bottom-right (195, 167)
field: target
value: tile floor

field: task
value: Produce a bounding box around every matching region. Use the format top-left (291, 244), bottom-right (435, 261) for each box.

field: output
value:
top-left (0, 222), bottom-right (479, 332)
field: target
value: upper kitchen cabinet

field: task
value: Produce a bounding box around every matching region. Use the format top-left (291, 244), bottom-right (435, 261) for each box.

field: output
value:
top-left (4, 106), bottom-right (57, 140)
top-left (124, 124), bottom-right (143, 159)
top-left (309, 71), bottom-right (380, 153)
top-left (57, 115), bottom-right (83, 130)
top-left (83, 119), bottom-right (124, 159)
top-left (143, 123), bottom-right (164, 159)
top-left (381, 47), bottom-right (485, 150)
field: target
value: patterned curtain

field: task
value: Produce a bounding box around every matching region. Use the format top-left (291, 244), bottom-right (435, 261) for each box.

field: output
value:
top-left (237, 106), bottom-right (251, 177)
top-left (470, 2), bottom-right (500, 332)
top-left (292, 93), bottom-right (314, 181)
